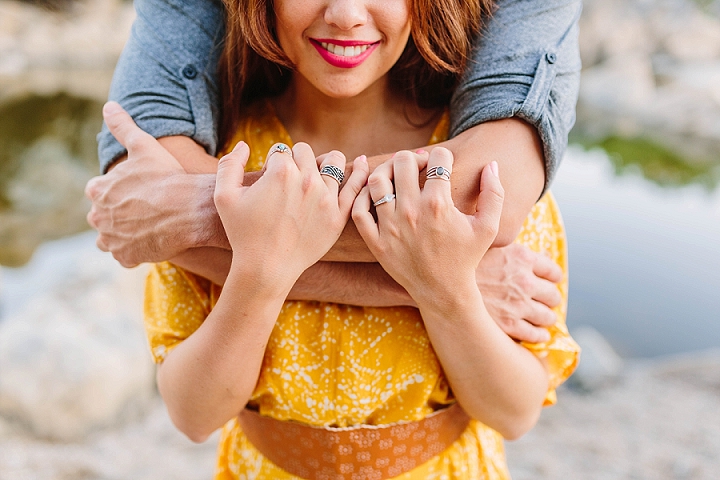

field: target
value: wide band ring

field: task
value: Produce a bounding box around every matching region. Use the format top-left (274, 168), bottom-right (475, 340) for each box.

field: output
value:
top-left (269, 143), bottom-right (293, 158)
top-left (373, 193), bottom-right (396, 207)
top-left (426, 166), bottom-right (451, 182)
top-left (319, 164), bottom-right (345, 185)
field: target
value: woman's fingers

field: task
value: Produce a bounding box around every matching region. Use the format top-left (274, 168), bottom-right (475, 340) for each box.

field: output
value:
top-left (351, 185), bottom-right (379, 245)
top-left (367, 160), bottom-right (396, 212)
top-left (422, 147), bottom-right (453, 201)
top-left (263, 142), bottom-right (297, 178)
top-left (472, 161), bottom-right (504, 240)
top-left (339, 155), bottom-right (369, 216)
top-left (317, 150), bottom-right (346, 196)
top-left (392, 151), bottom-right (421, 210)
top-left (215, 141), bottom-right (250, 204)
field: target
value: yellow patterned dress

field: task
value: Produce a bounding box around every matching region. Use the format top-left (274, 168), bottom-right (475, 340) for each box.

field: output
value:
top-left (144, 102), bottom-right (580, 479)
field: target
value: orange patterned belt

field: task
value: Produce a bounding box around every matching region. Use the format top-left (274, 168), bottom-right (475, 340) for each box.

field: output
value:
top-left (237, 403), bottom-right (471, 480)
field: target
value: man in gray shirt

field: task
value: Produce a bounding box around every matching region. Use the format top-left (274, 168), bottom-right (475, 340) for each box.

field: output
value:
top-left (88, 0), bottom-right (581, 343)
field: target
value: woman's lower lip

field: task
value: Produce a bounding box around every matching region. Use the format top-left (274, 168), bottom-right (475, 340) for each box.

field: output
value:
top-left (310, 40), bottom-right (379, 69)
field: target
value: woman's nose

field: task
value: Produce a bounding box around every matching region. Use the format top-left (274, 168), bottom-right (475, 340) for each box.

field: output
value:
top-left (324, 0), bottom-right (368, 30)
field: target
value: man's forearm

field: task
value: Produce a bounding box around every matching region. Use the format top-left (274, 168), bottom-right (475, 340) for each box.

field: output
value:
top-left (289, 262), bottom-right (413, 307)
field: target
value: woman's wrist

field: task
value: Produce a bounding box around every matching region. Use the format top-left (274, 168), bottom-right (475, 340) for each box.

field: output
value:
top-left (411, 275), bottom-right (482, 319)
top-left (227, 252), bottom-right (300, 300)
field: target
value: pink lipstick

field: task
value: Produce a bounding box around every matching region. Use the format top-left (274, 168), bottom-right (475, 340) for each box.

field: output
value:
top-left (310, 38), bottom-right (379, 69)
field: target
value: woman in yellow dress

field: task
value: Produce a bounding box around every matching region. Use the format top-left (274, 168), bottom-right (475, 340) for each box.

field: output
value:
top-left (143, 0), bottom-right (579, 478)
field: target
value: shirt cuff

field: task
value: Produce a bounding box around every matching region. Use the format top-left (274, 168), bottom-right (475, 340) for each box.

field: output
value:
top-left (450, 52), bottom-right (578, 196)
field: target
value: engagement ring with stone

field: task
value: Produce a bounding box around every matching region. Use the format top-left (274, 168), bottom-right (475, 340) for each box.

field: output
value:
top-left (426, 166), bottom-right (451, 181)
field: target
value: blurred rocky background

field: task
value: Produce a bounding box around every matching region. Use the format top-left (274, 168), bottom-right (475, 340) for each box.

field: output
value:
top-left (0, 0), bottom-right (718, 478)
top-left (576, 0), bottom-right (720, 189)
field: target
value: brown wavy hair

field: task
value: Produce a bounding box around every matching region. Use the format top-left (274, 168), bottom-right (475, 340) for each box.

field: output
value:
top-left (218, 0), bottom-right (495, 151)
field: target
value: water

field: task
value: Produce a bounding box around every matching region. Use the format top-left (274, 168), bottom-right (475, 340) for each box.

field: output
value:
top-left (0, 94), bottom-right (101, 266)
top-left (554, 147), bottom-right (720, 357)
top-left (0, 94), bottom-right (718, 358)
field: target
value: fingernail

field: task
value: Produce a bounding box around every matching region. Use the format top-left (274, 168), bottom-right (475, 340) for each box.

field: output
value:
top-left (103, 101), bottom-right (122, 115)
top-left (416, 149), bottom-right (426, 154)
top-left (489, 161), bottom-right (499, 177)
top-left (233, 141), bottom-right (247, 151)
top-left (357, 154), bottom-right (367, 164)
top-left (391, 152), bottom-right (397, 158)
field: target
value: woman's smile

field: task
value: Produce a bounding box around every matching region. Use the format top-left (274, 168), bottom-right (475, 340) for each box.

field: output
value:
top-left (310, 38), bottom-right (379, 68)
top-left (274, 0), bottom-right (411, 99)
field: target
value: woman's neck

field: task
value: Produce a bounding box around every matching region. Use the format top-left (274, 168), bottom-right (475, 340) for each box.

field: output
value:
top-left (272, 76), bottom-right (441, 160)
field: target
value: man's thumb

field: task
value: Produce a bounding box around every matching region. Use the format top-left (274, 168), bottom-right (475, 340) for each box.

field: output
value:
top-left (103, 101), bottom-right (153, 153)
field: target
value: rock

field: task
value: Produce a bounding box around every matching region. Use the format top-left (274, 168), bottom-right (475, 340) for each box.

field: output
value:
top-left (661, 8), bottom-right (720, 62)
top-left (576, 0), bottom-right (720, 163)
top-left (0, 0), bottom-right (134, 104)
top-left (0, 232), bottom-right (155, 441)
top-left (567, 325), bottom-right (623, 392)
top-left (580, 53), bottom-right (657, 112)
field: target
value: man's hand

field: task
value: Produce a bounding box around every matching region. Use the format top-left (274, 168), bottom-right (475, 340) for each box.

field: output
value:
top-left (85, 102), bottom-right (222, 267)
top-left (477, 244), bottom-right (563, 343)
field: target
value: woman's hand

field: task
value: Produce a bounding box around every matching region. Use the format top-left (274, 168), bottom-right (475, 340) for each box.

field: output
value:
top-left (353, 149), bottom-right (551, 438)
top-left (214, 141), bottom-right (368, 290)
top-left (352, 148), bottom-right (504, 304)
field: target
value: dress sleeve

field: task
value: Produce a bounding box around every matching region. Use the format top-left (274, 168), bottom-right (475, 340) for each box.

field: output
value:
top-left (450, 0), bottom-right (583, 194)
top-left (96, 0), bottom-right (224, 173)
top-left (143, 262), bottom-right (215, 363)
top-left (515, 193), bottom-right (580, 406)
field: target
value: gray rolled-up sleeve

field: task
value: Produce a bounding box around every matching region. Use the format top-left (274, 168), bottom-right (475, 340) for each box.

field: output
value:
top-left (451, 0), bottom-right (582, 193)
top-left (97, 0), bottom-right (224, 173)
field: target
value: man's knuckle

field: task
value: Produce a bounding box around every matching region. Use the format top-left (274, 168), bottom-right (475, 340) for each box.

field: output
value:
top-left (517, 273), bottom-right (534, 291)
top-left (125, 130), bottom-right (149, 152)
top-left (517, 246), bottom-right (534, 263)
top-left (85, 179), bottom-right (99, 198)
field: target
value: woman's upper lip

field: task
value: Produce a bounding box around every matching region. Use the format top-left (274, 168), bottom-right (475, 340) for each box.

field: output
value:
top-left (311, 38), bottom-right (380, 47)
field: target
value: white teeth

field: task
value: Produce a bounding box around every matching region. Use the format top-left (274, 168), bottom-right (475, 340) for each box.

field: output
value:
top-left (319, 41), bottom-right (371, 57)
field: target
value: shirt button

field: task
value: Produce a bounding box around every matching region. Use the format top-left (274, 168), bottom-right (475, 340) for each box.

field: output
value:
top-left (182, 64), bottom-right (198, 80)
top-left (545, 52), bottom-right (557, 64)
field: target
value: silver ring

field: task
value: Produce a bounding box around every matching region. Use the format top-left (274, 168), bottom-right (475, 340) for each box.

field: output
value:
top-left (426, 166), bottom-right (451, 181)
top-left (319, 164), bottom-right (345, 185)
top-left (269, 143), bottom-right (293, 158)
top-left (373, 193), bottom-right (396, 207)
